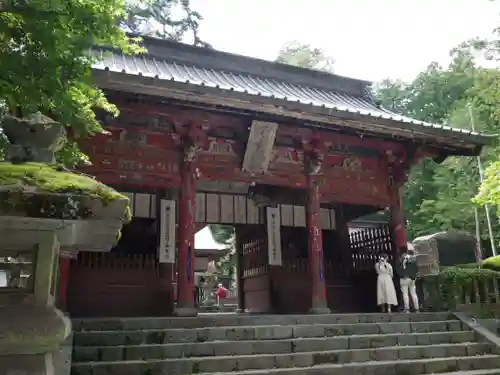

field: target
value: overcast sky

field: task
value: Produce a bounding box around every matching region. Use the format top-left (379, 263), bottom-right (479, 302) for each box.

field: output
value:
top-left (190, 0), bottom-right (499, 83)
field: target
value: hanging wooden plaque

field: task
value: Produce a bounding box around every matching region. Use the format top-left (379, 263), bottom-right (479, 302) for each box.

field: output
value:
top-left (158, 199), bottom-right (176, 264)
top-left (266, 206), bottom-right (282, 266)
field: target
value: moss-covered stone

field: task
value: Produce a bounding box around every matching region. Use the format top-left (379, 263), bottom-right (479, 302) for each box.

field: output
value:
top-left (0, 162), bottom-right (131, 223)
top-left (0, 162), bottom-right (122, 200)
top-left (0, 306), bottom-right (70, 355)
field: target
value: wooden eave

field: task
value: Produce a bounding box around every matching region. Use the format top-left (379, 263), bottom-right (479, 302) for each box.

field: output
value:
top-left (93, 70), bottom-right (494, 157)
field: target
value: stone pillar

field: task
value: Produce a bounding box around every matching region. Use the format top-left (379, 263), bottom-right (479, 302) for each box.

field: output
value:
top-left (306, 175), bottom-right (330, 314)
top-left (174, 157), bottom-right (198, 317)
top-left (0, 228), bottom-right (72, 375)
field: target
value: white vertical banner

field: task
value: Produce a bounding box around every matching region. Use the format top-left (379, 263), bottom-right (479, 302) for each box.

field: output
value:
top-left (266, 206), bottom-right (282, 266)
top-left (158, 199), bottom-right (176, 264)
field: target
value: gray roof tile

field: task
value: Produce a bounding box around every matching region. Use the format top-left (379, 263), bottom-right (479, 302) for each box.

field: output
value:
top-left (91, 48), bottom-right (482, 139)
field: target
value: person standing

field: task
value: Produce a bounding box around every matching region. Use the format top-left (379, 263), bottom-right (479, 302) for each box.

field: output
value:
top-left (375, 253), bottom-right (398, 313)
top-left (397, 244), bottom-right (420, 313)
top-left (216, 283), bottom-right (228, 311)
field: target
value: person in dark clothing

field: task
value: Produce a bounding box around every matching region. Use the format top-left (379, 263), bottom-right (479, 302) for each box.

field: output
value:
top-left (396, 244), bottom-right (420, 312)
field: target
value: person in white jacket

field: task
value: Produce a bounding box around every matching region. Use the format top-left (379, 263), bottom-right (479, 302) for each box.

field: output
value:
top-left (375, 253), bottom-right (398, 313)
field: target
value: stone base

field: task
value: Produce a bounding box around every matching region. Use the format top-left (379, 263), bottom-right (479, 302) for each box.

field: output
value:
top-left (309, 307), bottom-right (331, 314)
top-left (173, 307), bottom-right (198, 317)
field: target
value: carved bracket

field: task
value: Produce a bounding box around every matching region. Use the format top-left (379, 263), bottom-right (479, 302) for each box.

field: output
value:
top-left (180, 122), bottom-right (209, 163)
top-left (386, 146), bottom-right (428, 186)
top-left (298, 134), bottom-right (327, 175)
top-left (386, 149), bottom-right (410, 186)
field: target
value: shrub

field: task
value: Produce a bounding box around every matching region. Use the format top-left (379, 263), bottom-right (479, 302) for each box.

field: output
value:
top-left (452, 263), bottom-right (481, 269)
top-left (422, 266), bottom-right (500, 311)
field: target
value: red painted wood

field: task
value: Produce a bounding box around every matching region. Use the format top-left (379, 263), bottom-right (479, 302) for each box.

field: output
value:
top-left (386, 160), bottom-right (407, 256)
top-left (57, 256), bottom-right (70, 312)
top-left (306, 175), bottom-right (328, 310)
top-left (68, 253), bottom-right (171, 317)
top-left (176, 158), bottom-right (197, 310)
top-left (82, 98), bottom-right (401, 205)
top-left (389, 185), bottom-right (407, 253)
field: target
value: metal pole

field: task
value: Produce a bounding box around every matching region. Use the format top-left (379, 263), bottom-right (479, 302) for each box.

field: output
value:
top-left (474, 206), bottom-right (483, 263)
top-left (468, 104), bottom-right (497, 256)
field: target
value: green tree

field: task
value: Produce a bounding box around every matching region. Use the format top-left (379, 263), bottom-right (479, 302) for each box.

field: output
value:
top-left (0, 0), bottom-right (207, 167)
top-left (470, 70), bottom-right (500, 214)
top-left (124, 0), bottom-right (210, 47)
top-left (474, 160), bottom-right (500, 213)
top-left (275, 40), bottom-right (335, 72)
top-left (375, 54), bottom-right (500, 255)
top-left (209, 225), bottom-right (235, 276)
top-left (0, 0), bottom-right (142, 166)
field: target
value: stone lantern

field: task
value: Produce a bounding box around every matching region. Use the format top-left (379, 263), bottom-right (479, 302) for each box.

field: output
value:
top-left (0, 113), bottom-right (130, 375)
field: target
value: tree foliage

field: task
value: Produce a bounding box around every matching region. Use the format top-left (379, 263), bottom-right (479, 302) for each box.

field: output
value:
top-left (275, 40), bottom-right (335, 73)
top-left (123, 0), bottom-right (210, 47)
top-left (209, 225), bottom-right (235, 276)
top-left (0, 0), bottom-right (143, 166)
top-left (473, 160), bottom-right (500, 213)
top-left (375, 51), bottom-right (500, 256)
top-left (0, 0), bottom-right (207, 167)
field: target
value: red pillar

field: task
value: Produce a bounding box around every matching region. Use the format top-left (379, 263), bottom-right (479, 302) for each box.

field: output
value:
top-left (306, 176), bottom-right (330, 314)
top-left (388, 165), bottom-right (408, 257)
top-left (57, 255), bottom-right (71, 312)
top-left (235, 226), bottom-right (245, 313)
top-left (389, 186), bottom-right (407, 252)
top-left (175, 158), bottom-right (198, 316)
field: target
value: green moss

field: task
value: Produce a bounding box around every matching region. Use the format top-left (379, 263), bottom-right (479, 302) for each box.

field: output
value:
top-left (0, 162), bottom-right (131, 224)
top-left (482, 255), bottom-right (500, 271)
top-left (0, 162), bottom-right (123, 201)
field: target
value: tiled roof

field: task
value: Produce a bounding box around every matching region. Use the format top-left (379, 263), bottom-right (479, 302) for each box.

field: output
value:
top-left (91, 48), bottom-right (485, 140)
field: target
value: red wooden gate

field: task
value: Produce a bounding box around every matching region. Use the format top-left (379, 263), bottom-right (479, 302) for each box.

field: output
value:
top-left (68, 252), bottom-right (173, 317)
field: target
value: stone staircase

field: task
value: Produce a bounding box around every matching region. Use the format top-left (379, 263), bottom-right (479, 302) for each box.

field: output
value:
top-left (71, 312), bottom-right (500, 375)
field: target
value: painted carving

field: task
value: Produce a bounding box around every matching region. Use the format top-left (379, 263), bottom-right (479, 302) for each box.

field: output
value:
top-left (341, 156), bottom-right (362, 171)
top-left (108, 110), bottom-right (177, 131)
top-left (183, 143), bottom-right (201, 163)
top-left (300, 134), bottom-right (327, 176)
top-left (307, 156), bottom-right (323, 175)
top-left (328, 143), bottom-right (381, 158)
top-left (271, 148), bottom-right (301, 164)
top-left (116, 158), bottom-right (178, 173)
top-left (119, 129), bottom-right (147, 145)
top-left (206, 139), bottom-right (236, 155)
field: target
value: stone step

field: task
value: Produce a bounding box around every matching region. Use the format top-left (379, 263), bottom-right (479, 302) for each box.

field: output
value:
top-left (199, 304), bottom-right (238, 313)
top-left (72, 330), bottom-right (477, 361)
top-left (73, 320), bottom-right (466, 346)
top-left (71, 353), bottom-right (500, 375)
top-left (72, 312), bottom-right (453, 331)
top-left (73, 340), bottom-right (491, 364)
